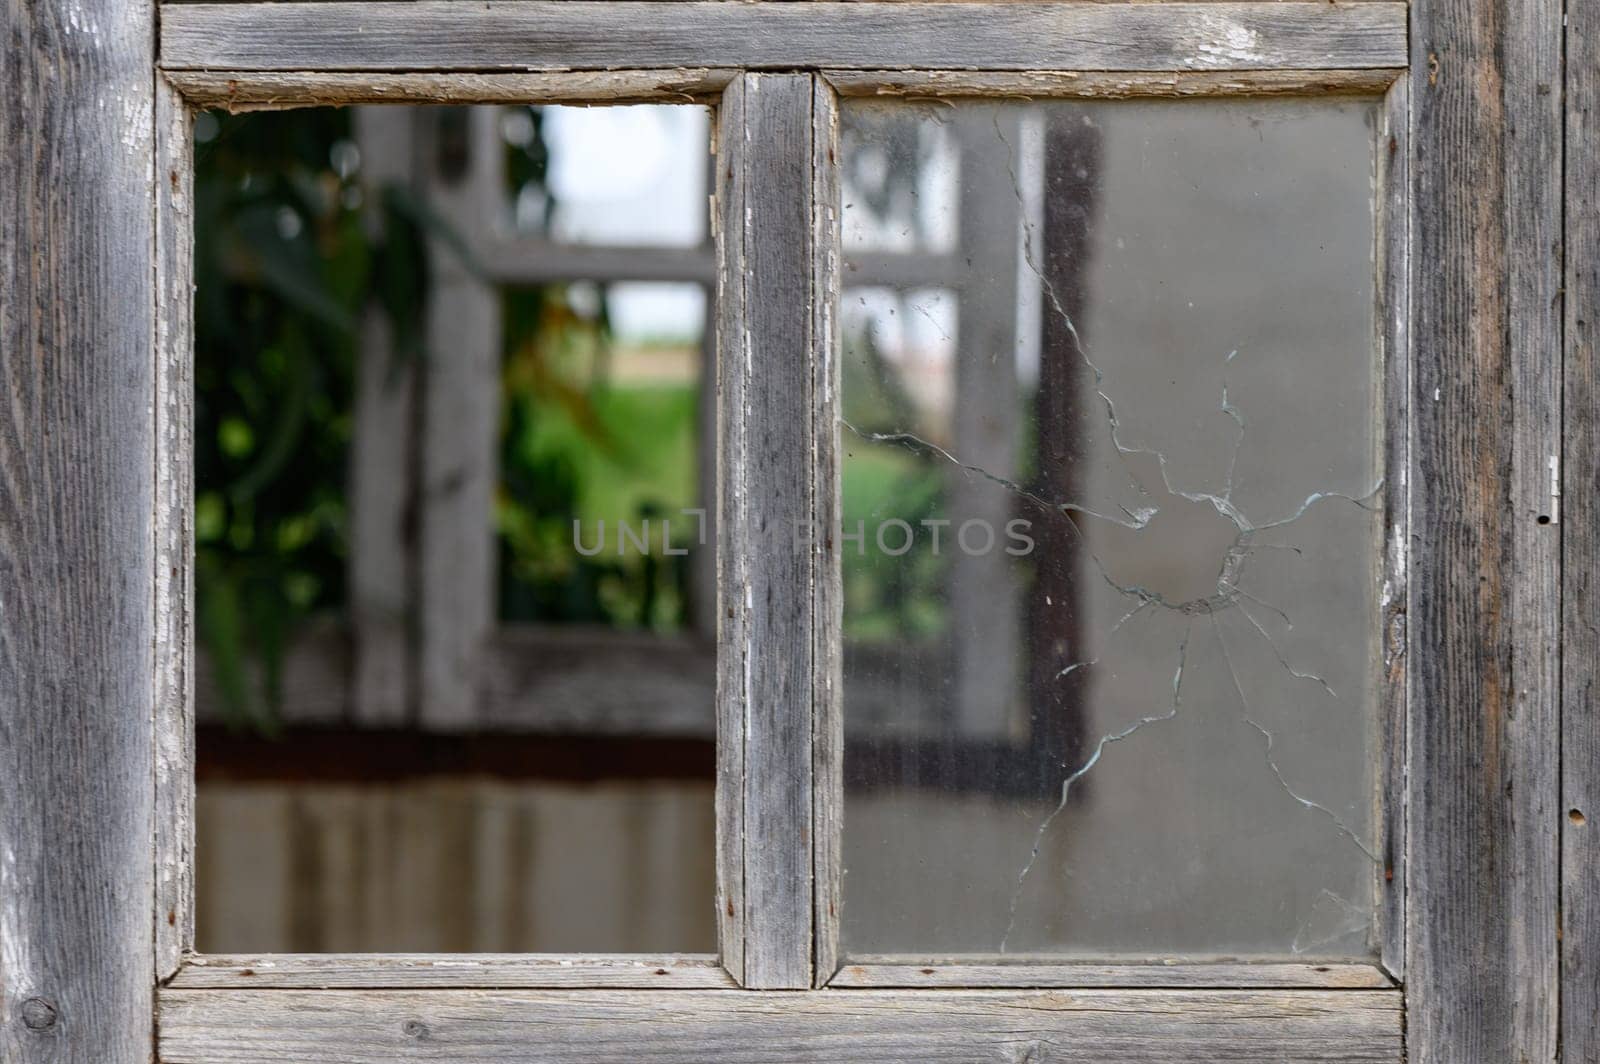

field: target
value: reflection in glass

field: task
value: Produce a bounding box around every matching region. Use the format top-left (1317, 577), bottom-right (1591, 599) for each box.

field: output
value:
top-left (840, 99), bottom-right (1383, 959)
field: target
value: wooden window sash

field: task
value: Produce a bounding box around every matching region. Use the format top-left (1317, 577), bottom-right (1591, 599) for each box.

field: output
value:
top-left (46, 0), bottom-right (1544, 1056)
top-left (158, 2), bottom-right (1405, 76)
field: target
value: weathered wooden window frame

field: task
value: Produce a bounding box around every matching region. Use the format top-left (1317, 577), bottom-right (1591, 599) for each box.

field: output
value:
top-left (4, 0), bottom-right (1576, 1060)
top-left (157, 10), bottom-right (1411, 1046)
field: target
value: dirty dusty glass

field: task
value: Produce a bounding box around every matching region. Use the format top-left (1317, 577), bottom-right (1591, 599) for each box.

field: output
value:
top-left (839, 98), bottom-right (1384, 958)
top-left (191, 103), bottom-right (715, 952)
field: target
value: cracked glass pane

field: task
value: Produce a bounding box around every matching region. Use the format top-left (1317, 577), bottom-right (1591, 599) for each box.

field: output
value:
top-left (839, 98), bottom-right (1384, 959)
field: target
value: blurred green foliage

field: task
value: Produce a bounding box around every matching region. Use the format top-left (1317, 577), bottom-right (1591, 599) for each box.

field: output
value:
top-left (498, 284), bottom-right (703, 632)
top-left (194, 108), bottom-right (374, 729)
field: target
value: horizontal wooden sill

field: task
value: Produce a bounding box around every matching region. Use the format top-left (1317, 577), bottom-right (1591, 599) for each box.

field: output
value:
top-left (158, 986), bottom-right (1402, 1062)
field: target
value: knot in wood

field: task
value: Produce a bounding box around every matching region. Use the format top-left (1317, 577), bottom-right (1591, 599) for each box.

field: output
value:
top-left (20, 997), bottom-right (58, 1031)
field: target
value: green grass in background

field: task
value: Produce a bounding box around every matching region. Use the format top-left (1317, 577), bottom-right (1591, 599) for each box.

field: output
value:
top-left (498, 340), bottom-right (706, 632)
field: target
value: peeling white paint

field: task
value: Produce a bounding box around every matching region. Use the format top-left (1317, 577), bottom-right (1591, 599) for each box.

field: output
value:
top-left (1196, 17), bottom-right (1265, 66)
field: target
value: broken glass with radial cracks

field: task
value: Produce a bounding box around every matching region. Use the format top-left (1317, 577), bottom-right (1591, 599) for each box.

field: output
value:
top-left (839, 98), bottom-right (1384, 959)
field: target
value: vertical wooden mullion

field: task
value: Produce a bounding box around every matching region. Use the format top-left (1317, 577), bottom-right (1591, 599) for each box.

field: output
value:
top-left (1374, 75), bottom-right (1408, 981)
top-left (154, 74), bottom-right (198, 980)
top-left (714, 76), bottom-right (749, 985)
top-left (693, 140), bottom-right (722, 644)
top-left (2, 0), bottom-right (159, 1057)
top-left (1563, 0), bottom-right (1600, 1053)
top-left (717, 72), bottom-right (827, 989)
top-left (1405, 0), bottom-right (1562, 1055)
top-left (810, 77), bottom-right (843, 988)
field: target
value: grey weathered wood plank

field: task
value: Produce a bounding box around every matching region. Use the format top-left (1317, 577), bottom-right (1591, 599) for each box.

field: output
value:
top-left (159, 2), bottom-right (1407, 74)
top-left (1, 0), bottom-right (158, 1057)
top-left (810, 77), bottom-right (844, 989)
top-left (170, 955), bottom-right (734, 989)
top-left (1404, 0), bottom-right (1562, 1053)
top-left (157, 988), bottom-right (1402, 1062)
top-left (823, 68), bottom-right (1404, 99)
top-left (717, 72), bottom-right (822, 990)
top-left (1563, 0), bottom-right (1600, 1051)
top-left (1498, 0), bottom-right (1564, 1048)
top-left (828, 962), bottom-right (1395, 990)
top-left (713, 75), bottom-right (749, 987)
top-left (155, 75), bottom-right (198, 980)
top-left (693, 276), bottom-right (720, 643)
top-left (163, 68), bottom-right (734, 110)
top-left (1374, 75), bottom-right (1407, 982)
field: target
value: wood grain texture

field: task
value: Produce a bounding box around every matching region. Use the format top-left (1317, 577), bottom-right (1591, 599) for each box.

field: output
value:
top-left (163, 69), bottom-right (733, 110)
top-left (170, 955), bottom-right (733, 989)
top-left (157, 988), bottom-right (1402, 1062)
top-left (823, 68), bottom-right (1404, 98)
top-left (158, 2), bottom-right (1407, 74)
top-left (717, 73), bottom-right (822, 990)
top-left (1563, 0), bottom-right (1600, 1051)
top-left (810, 78), bottom-right (844, 989)
top-left (1500, 0), bottom-right (1564, 1038)
top-left (1498, 9), bottom-right (1565, 1049)
top-left (829, 962), bottom-right (1395, 989)
top-left (693, 277), bottom-right (721, 644)
top-left (1, 0), bottom-right (158, 1058)
top-left (1374, 75), bottom-right (1408, 982)
top-left (1405, 0), bottom-right (1562, 1054)
top-left (713, 75), bottom-right (749, 987)
top-left (155, 76), bottom-right (198, 980)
